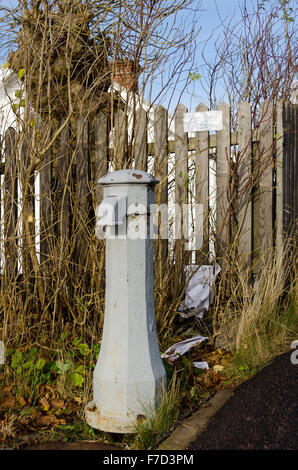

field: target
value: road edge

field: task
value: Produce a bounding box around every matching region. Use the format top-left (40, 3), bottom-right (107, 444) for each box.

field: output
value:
top-left (157, 388), bottom-right (233, 450)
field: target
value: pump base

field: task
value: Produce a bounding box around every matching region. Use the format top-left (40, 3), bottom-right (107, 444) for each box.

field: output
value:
top-left (85, 400), bottom-right (138, 434)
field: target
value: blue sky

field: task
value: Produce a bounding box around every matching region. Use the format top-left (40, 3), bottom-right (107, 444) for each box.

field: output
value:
top-left (0, 0), bottom-right (265, 112)
top-left (156, 0), bottom-right (244, 112)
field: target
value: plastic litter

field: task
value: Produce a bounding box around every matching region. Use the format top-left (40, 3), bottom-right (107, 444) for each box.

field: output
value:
top-left (178, 264), bottom-right (221, 319)
top-left (161, 335), bottom-right (208, 362)
top-left (193, 361), bottom-right (209, 370)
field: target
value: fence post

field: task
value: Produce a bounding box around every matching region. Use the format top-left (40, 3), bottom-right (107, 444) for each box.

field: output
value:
top-left (195, 103), bottom-right (209, 264)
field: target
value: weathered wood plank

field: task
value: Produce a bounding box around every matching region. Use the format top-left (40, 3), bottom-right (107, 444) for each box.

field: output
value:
top-left (114, 108), bottom-right (127, 169)
top-left (258, 100), bottom-right (274, 251)
top-left (17, 133), bottom-right (45, 300)
top-left (40, 132), bottom-right (54, 268)
top-left (281, 102), bottom-right (297, 288)
top-left (195, 103), bottom-right (209, 264)
top-left (75, 118), bottom-right (90, 269)
top-left (175, 103), bottom-right (188, 213)
top-left (94, 112), bottom-right (108, 205)
top-left (289, 103), bottom-right (297, 235)
top-left (20, 136), bottom-right (35, 280)
top-left (237, 101), bottom-right (252, 271)
top-left (216, 102), bottom-right (231, 261)
top-left (3, 128), bottom-right (18, 281)
top-left (288, 104), bottom-right (294, 234)
top-left (154, 105), bottom-right (168, 262)
top-left (282, 102), bottom-right (290, 235)
top-left (252, 139), bottom-right (260, 276)
top-left (55, 121), bottom-right (71, 248)
top-left (294, 103), bottom-right (298, 235)
top-left (275, 100), bottom-right (284, 252)
top-left (134, 107), bottom-right (147, 171)
top-left (175, 103), bottom-right (189, 268)
top-left (147, 131), bottom-right (243, 155)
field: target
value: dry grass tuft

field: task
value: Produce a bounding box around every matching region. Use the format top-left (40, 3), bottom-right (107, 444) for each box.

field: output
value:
top-left (215, 237), bottom-right (297, 376)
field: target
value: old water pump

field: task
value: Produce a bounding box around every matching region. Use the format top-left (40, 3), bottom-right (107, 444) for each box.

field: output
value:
top-left (85, 169), bottom-right (167, 433)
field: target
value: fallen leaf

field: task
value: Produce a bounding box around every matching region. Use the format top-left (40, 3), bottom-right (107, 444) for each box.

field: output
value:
top-left (39, 397), bottom-right (50, 411)
top-left (213, 365), bottom-right (224, 372)
top-left (18, 396), bottom-right (26, 407)
top-left (73, 396), bottom-right (83, 404)
top-left (34, 414), bottom-right (59, 428)
top-left (1, 394), bottom-right (15, 408)
top-left (50, 399), bottom-right (65, 410)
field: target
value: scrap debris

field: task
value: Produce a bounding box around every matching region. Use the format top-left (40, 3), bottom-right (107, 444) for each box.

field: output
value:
top-left (161, 335), bottom-right (209, 362)
top-left (193, 361), bottom-right (209, 370)
top-left (178, 264), bottom-right (221, 319)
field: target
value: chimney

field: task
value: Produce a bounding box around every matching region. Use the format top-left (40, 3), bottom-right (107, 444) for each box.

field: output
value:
top-left (111, 60), bottom-right (139, 93)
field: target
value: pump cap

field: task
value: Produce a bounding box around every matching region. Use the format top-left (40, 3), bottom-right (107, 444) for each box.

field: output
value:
top-left (98, 169), bottom-right (159, 186)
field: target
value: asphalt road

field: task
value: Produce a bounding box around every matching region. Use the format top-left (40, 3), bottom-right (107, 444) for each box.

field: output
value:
top-left (189, 350), bottom-right (298, 450)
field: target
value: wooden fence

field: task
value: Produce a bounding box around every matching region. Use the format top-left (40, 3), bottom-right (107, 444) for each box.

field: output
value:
top-left (0, 99), bottom-right (297, 283)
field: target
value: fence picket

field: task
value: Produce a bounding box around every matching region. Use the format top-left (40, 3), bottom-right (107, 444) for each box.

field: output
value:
top-left (3, 128), bottom-right (18, 281)
top-left (154, 105), bottom-right (168, 263)
top-left (40, 133), bottom-right (54, 269)
top-left (294, 103), bottom-right (298, 232)
top-left (75, 118), bottom-right (90, 271)
top-left (283, 102), bottom-right (291, 236)
top-left (55, 121), bottom-right (71, 252)
top-left (275, 100), bottom-right (284, 252)
top-left (237, 101), bottom-right (252, 270)
top-left (20, 136), bottom-right (35, 280)
top-left (216, 102), bottom-right (230, 261)
top-left (175, 103), bottom-right (189, 272)
top-left (195, 103), bottom-right (209, 264)
top-left (94, 112), bottom-right (108, 205)
top-left (258, 100), bottom-right (274, 251)
top-left (114, 108), bottom-right (127, 169)
top-left (289, 104), bottom-right (297, 233)
top-left (134, 107), bottom-right (147, 171)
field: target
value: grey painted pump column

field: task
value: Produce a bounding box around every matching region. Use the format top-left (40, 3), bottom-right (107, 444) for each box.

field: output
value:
top-left (85, 169), bottom-right (167, 433)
